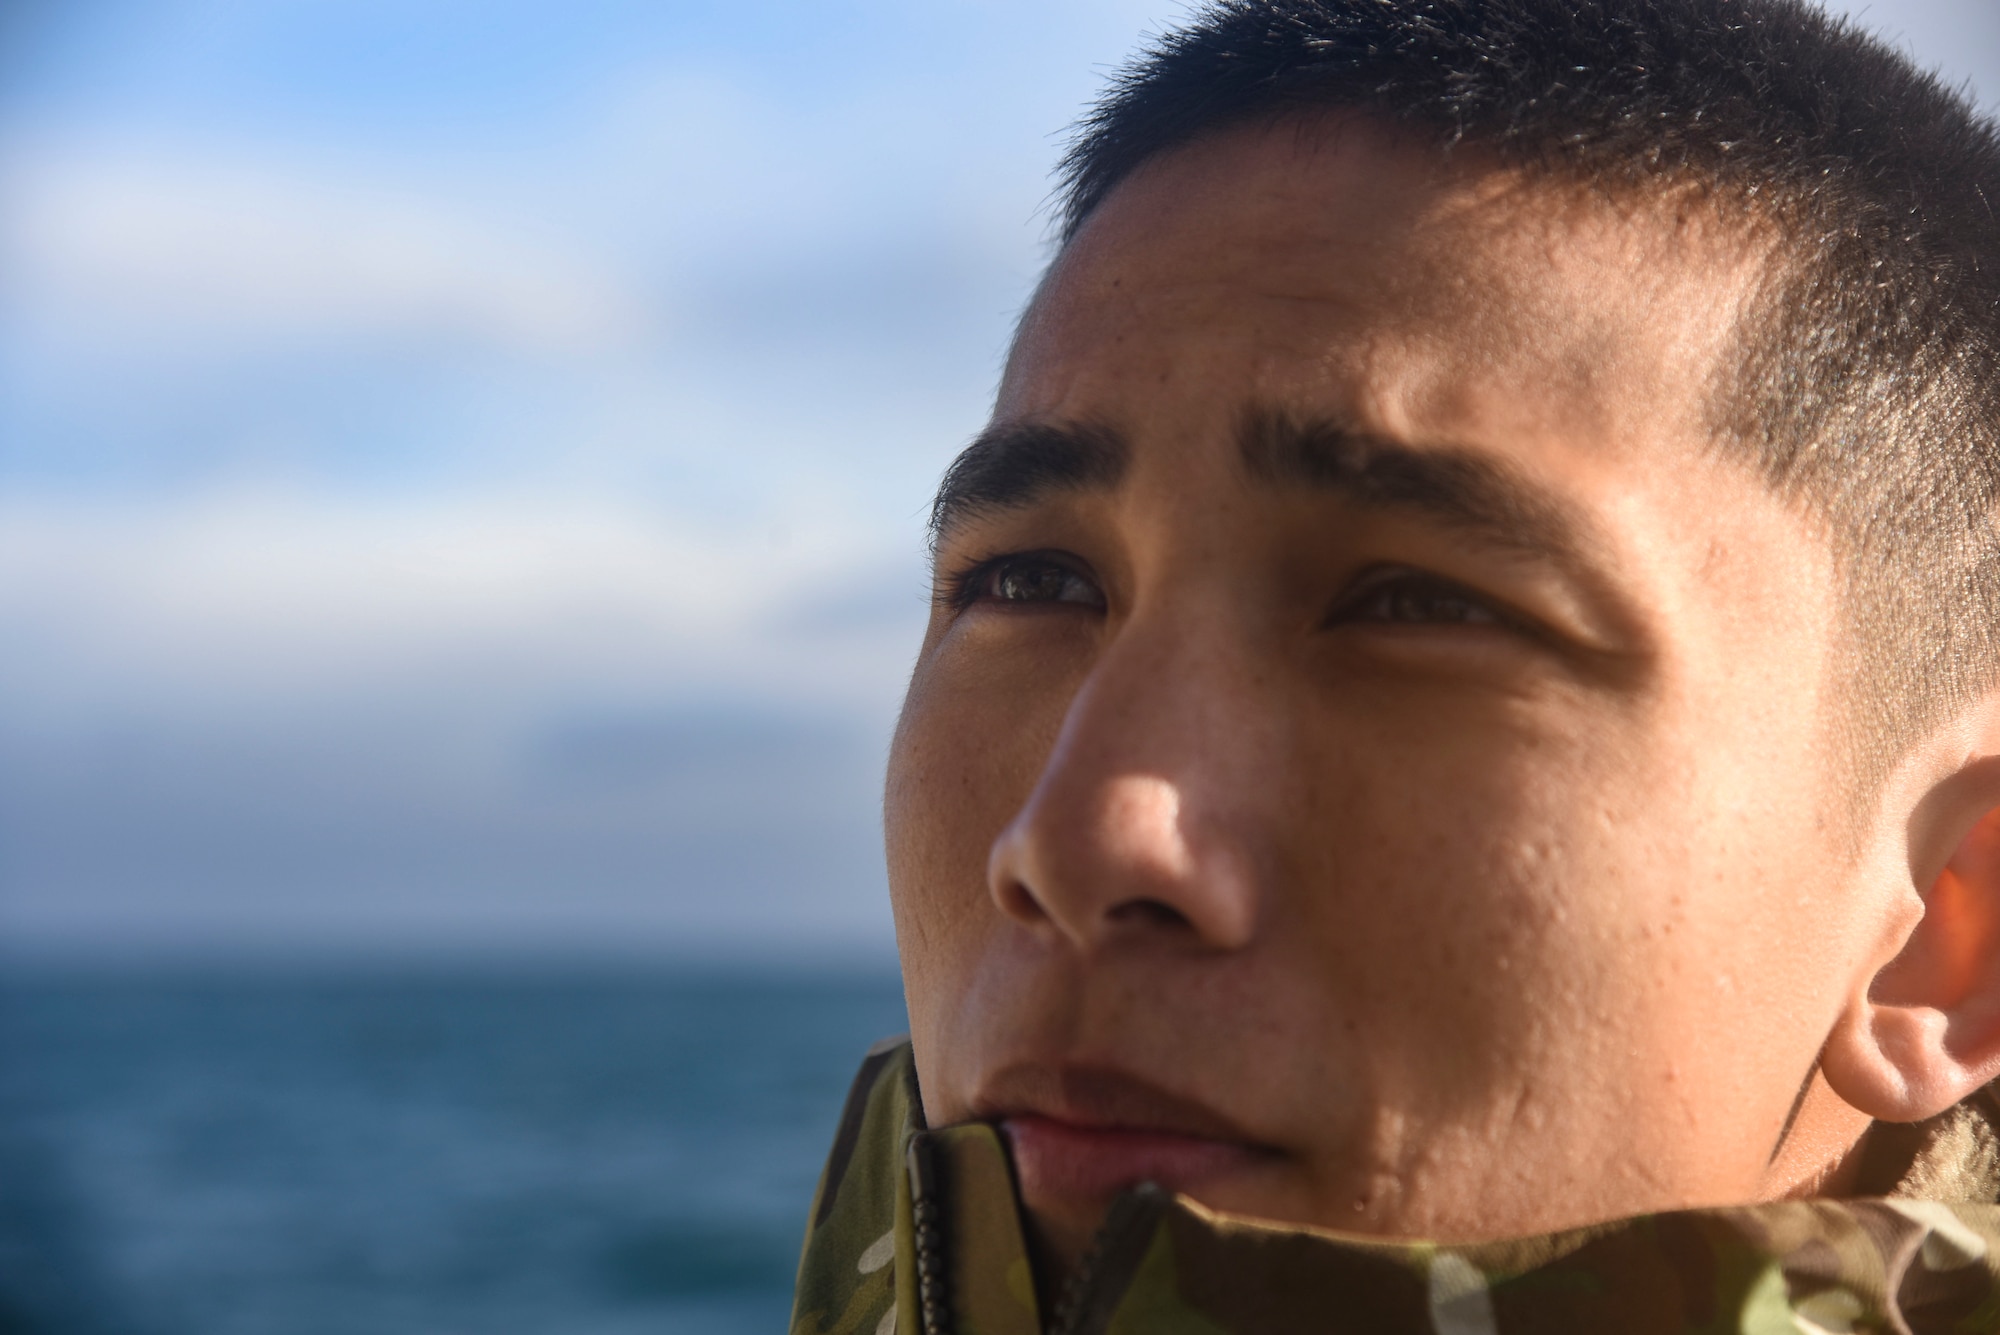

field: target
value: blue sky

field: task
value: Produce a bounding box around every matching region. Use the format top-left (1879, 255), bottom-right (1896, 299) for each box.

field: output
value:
top-left (2, 0), bottom-right (1996, 960)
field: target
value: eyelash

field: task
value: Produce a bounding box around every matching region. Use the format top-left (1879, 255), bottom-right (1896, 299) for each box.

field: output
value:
top-left (941, 552), bottom-right (1104, 610)
top-left (943, 554), bottom-right (1518, 633)
top-left (1325, 567), bottom-right (1512, 629)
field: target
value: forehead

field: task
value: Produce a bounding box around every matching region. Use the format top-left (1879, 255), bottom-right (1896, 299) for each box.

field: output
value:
top-left (1001, 118), bottom-right (1767, 469)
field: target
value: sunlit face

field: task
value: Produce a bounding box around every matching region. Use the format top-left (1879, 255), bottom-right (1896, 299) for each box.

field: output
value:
top-left (884, 119), bottom-right (1909, 1263)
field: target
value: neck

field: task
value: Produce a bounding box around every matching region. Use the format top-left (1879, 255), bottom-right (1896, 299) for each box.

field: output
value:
top-left (1761, 1066), bottom-right (1874, 1201)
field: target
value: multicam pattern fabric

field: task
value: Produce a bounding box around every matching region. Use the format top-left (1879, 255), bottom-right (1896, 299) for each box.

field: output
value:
top-left (789, 1039), bottom-right (2000, 1335)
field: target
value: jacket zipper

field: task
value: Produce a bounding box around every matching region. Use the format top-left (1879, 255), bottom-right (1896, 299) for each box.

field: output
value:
top-left (907, 1136), bottom-right (952, 1335)
top-left (1043, 1184), bottom-right (1167, 1335)
top-left (906, 1133), bottom-right (1164, 1335)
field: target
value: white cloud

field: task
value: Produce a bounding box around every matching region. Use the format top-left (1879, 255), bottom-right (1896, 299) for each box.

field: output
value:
top-left (0, 488), bottom-right (924, 718)
top-left (2, 143), bottom-right (650, 354)
top-left (0, 488), bottom-right (923, 955)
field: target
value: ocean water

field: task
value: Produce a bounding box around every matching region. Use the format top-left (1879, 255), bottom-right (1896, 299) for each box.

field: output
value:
top-left (0, 966), bottom-right (909, 1335)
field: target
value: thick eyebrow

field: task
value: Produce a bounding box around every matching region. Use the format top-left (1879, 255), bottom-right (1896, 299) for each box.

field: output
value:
top-left (929, 420), bottom-right (1129, 544)
top-left (930, 409), bottom-right (1599, 579)
top-left (1239, 408), bottom-right (1594, 570)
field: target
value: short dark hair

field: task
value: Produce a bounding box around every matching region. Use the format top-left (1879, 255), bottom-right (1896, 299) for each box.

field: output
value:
top-left (1053, 0), bottom-right (2000, 777)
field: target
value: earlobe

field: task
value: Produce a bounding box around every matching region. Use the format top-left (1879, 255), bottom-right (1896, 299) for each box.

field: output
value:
top-left (1821, 755), bottom-right (2000, 1123)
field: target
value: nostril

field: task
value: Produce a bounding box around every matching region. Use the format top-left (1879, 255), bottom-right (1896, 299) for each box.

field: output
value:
top-left (993, 875), bottom-right (1050, 926)
top-left (1107, 898), bottom-right (1193, 930)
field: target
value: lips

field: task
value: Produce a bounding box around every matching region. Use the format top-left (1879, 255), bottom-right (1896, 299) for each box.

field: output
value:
top-left (974, 1063), bottom-right (1276, 1202)
top-left (1000, 1113), bottom-right (1267, 1201)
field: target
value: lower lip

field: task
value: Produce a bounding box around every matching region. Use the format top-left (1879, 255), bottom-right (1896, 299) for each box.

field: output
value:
top-left (1000, 1114), bottom-right (1262, 1202)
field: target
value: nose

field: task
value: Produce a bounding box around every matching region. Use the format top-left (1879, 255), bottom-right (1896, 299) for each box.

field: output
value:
top-left (985, 622), bottom-right (1265, 954)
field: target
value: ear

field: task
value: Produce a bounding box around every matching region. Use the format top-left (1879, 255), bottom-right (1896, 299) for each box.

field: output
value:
top-left (1821, 752), bottom-right (2000, 1123)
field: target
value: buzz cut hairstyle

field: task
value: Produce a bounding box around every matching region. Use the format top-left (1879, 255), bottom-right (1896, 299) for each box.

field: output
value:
top-left (1050, 0), bottom-right (2000, 780)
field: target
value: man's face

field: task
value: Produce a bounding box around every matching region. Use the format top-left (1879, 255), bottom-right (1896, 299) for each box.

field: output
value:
top-left (885, 121), bottom-right (1906, 1256)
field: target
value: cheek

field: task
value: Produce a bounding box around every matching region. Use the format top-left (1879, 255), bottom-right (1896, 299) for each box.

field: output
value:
top-left (1284, 738), bottom-right (1595, 1078)
top-left (1307, 705), bottom-right (1835, 1142)
top-left (1281, 702), bottom-right (1710, 1103)
top-left (883, 627), bottom-right (1081, 1031)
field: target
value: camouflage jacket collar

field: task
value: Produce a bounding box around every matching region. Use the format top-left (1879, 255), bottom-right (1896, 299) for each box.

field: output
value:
top-left (790, 1038), bottom-right (2000, 1335)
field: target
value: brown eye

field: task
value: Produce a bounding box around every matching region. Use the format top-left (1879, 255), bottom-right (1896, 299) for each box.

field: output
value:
top-left (977, 556), bottom-right (1104, 608)
top-left (1337, 573), bottom-right (1501, 626)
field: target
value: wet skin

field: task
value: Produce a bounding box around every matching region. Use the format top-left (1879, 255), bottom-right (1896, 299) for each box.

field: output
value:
top-left (884, 118), bottom-right (2000, 1274)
